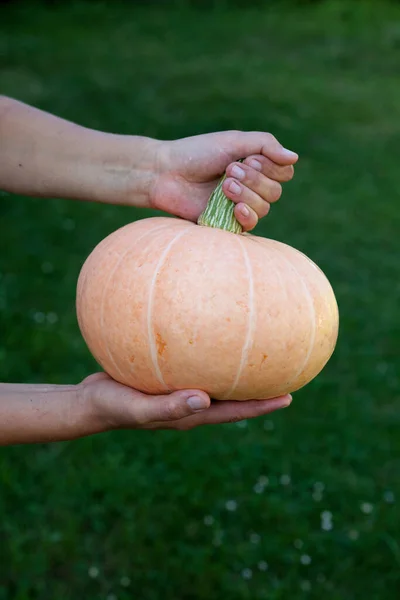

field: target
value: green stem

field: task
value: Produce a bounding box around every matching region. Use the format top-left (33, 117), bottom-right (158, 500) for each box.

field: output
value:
top-left (197, 159), bottom-right (243, 234)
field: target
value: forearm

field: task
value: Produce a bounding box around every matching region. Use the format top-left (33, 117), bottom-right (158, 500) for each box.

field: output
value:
top-left (0, 382), bottom-right (106, 445)
top-left (0, 96), bottom-right (159, 205)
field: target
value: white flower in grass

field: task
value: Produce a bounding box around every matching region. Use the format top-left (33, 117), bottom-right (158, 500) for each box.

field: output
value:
top-left (88, 566), bottom-right (99, 578)
top-left (300, 554), bottom-right (312, 565)
top-left (384, 491), bottom-right (395, 503)
top-left (312, 482), bottom-right (324, 502)
top-left (280, 474), bottom-right (291, 486)
top-left (321, 510), bottom-right (333, 531)
top-left (253, 475), bottom-right (269, 494)
top-left (225, 500), bottom-right (237, 512)
top-left (313, 482), bottom-right (325, 492)
top-left (321, 520), bottom-right (333, 531)
top-left (258, 475), bottom-right (269, 486)
top-left (253, 482), bottom-right (265, 494)
top-left (360, 502), bottom-right (373, 514)
top-left (241, 568), bottom-right (253, 580)
top-left (250, 532), bottom-right (261, 544)
top-left (258, 561), bottom-right (268, 571)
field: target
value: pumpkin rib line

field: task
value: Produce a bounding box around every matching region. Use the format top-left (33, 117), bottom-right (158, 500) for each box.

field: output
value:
top-left (251, 245), bottom-right (290, 399)
top-left (100, 224), bottom-right (170, 382)
top-left (222, 236), bottom-right (256, 399)
top-left (275, 248), bottom-right (317, 388)
top-left (147, 225), bottom-right (194, 390)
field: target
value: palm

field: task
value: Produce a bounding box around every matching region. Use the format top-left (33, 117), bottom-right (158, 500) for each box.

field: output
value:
top-left (152, 132), bottom-right (239, 221)
top-left (85, 372), bottom-right (291, 432)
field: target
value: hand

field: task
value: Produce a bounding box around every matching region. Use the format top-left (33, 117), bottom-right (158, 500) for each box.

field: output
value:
top-left (81, 373), bottom-right (292, 431)
top-left (0, 98), bottom-right (297, 226)
top-left (150, 131), bottom-right (298, 231)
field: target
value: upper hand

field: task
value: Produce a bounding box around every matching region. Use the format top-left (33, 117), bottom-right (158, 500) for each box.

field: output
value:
top-left (150, 130), bottom-right (298, 231)
top-left (80, 373), bottom-right (292, 432)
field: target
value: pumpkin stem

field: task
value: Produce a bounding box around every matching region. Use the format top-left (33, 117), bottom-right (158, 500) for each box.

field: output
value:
top-left (197, 159), bottom-right (244, 234)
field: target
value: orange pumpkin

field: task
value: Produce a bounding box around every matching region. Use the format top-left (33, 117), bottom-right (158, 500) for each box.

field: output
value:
top-left (77, 170), bottom-right (338, 400)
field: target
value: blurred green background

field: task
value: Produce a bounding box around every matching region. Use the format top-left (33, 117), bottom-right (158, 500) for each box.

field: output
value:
top-left (1, 0), bottom-right (399, 598)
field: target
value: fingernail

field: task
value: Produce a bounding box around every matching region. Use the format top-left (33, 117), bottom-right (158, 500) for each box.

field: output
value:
top-left (240, 204), bottom-right (250, 217)
top-left (281, 148), bottom-right (298, 160)
top-left (231, 165), bottom-right (245, 180)
top-left (280, 394), bottom-right (292, 407)
top-left (248, 159), bottom-right (262, 171)
top-left (187, 395), bottom-right (208, 412)
top-left (228, 181), bottom-right (241, 195)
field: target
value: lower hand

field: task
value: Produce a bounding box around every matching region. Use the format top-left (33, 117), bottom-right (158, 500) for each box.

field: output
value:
top-left (81, 373), bottom-right (292, 431)
top-left (148, 131), bottom-right (298, 231)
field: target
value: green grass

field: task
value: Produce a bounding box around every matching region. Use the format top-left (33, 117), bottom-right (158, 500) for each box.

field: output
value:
top-left (1, 1), bottom-right (400, 598)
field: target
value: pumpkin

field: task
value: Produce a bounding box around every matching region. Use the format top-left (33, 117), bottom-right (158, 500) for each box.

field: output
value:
top-left (76, 167), bottom-right (338, 401)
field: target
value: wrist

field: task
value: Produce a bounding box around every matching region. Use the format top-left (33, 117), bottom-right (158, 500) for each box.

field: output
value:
top-left (77, 374), bottom-right (128, 432)
top-left (92, 132), bottom-right (163, 208)
top-left (75, 378), bottom-right (112, 433)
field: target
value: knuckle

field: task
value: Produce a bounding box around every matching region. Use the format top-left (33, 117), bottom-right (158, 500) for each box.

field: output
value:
top-left (243, 164), bottom-right (258, 185)
top-left (244, 154), bottom-right (265, 168)
top-left (264, 132), bottom-right (278, 146)
top-left (164, 399), bottom-right (183, 421)
top-left (264, 131), bottom-right (275, 142)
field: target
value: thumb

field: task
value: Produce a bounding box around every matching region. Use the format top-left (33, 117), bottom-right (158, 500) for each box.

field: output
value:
top-left (136, 389), bottom-right (211, 424)
top-left (229, 131), bottom-right (298, 166)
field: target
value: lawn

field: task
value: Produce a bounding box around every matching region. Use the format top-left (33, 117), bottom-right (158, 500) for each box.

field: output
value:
top-left (0, 1), bottom-right (399, 598)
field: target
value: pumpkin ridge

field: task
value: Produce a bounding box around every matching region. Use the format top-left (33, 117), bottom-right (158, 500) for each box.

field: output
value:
top-left (222, 236), bottom-right (256, 400)
top-left (275, 247), bottom-right (317, 387)
top-left (147, 225), bottom-right (193, 390)
top-left (100, 223), bottom-right (170, 381)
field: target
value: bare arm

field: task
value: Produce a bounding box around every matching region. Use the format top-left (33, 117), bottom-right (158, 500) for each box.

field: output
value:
top-left (0, 375), bottom-right (291, 446)
top-left (0, 95), bottom-right (159, 206)
top-left (0, 96), bottom-right (297, 230)
top-left (0, 383), bottom-right (104, 445)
